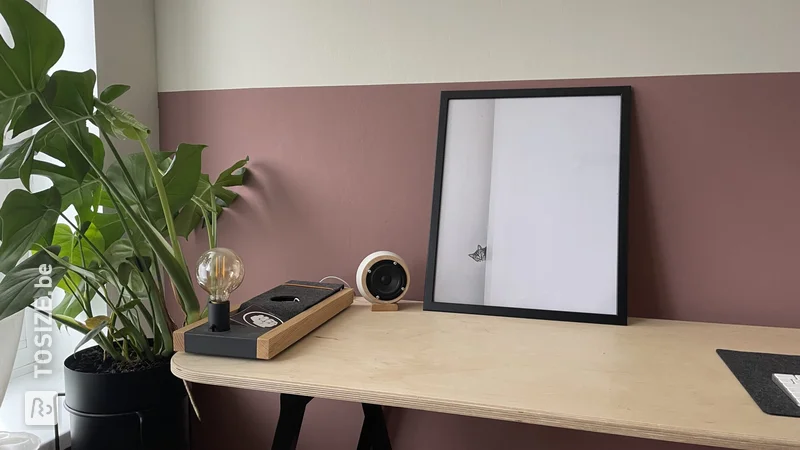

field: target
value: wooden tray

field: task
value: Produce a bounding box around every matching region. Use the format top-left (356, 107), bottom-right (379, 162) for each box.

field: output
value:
top-left (174, 288), bottom-right (354, 359)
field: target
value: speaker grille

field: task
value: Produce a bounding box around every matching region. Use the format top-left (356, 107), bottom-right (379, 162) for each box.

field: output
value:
top-left (366, 260), bottom-right (407, 301)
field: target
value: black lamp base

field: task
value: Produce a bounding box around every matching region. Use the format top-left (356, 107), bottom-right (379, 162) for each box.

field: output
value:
top-left (208, 301), bottom-right (230, 332)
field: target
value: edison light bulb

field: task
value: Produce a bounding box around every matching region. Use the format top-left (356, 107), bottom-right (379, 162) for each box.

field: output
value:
top-left (196, 248), bottom-right (245, 332)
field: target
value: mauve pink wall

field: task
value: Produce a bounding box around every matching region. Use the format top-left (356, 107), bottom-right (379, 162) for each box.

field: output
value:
top-left (159, 73), bottom-right (800, 449)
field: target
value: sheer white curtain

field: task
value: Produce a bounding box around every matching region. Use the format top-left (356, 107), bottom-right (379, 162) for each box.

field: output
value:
top-left (0, 0), bottom-right (49, 407)
top-left (1, 0), bottom-right (96, 404)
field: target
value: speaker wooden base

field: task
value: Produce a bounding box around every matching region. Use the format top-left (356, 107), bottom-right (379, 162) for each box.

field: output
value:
top-left (371, 303), bottom-right (399, 312)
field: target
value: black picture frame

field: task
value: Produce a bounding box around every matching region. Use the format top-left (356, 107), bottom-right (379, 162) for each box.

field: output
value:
top-left (423, 86), bottom-right (632, 325)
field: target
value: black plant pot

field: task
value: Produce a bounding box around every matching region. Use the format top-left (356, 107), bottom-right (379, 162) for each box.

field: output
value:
top-left (64, 347), bottom-right (189, 450)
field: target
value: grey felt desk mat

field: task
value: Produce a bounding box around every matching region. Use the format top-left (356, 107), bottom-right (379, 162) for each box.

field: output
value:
top-left (717, 349), bottom-right (800, 418)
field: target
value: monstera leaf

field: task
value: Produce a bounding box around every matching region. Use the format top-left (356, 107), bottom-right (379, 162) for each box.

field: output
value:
top-left (0, 95), bottom-right (30, 147)
top-left (0, 187), bottom-right (61, 274)
top-left (104, 238), bottom-right (152, 297)
top-left (105, 152), bottom-right (168, 217)
top-left (0, 247), bottom-right (66, 321)
top-left (105, 144), bottom-right (202, 224)
top-left (210, 156), bottom-right (248, 206)
top-left (91, 212), bottom-right (124, 245)
top-left (174, 175), bottom-right (214, 239)
top-left (174, 157), bottom-right (249, 238)
top-left (0, 0), bottom-right (64, 139)
top-left (0, 0), bottom-right (63, 93)
top-left (162, 143), bottom-right (205, 211)
top-left (215, 156), bottom-right (249, 187)
top-left (0, 138), bottom-right (32, 180)
top-left (44, 172), bottom-right (100, 220)
top-left (43, 70), bottom-right (96, 122)
top-left (14, 70), bottom-right (97, 136)
top-left (34, 120), bottom-right (102, 182)
top-left (0, 121), bottom-right (101, 192)
top-left (6, 69), bottom-right (105, 196)
top-left (51, 223), bottom-right (105, 289)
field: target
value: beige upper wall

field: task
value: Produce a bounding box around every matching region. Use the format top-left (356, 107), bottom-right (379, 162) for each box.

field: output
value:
top-left (94, 0), bottom-right (159, 153)
top-left (155, 0), bottom-right (800, 92)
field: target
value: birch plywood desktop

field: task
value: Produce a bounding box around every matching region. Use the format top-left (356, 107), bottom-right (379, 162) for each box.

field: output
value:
top-left (172, 299), bottom-right (800, 450)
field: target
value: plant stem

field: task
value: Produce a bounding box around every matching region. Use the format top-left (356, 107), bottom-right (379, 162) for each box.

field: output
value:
top-left (34, 94), bottom-right (200, 324)
top-left (200, 206), bottom-right (214, 249)
top-left (93, 332), bottom-right (125, 361)
top-left (153, 265), bottom-right (170, 326)
top-left (75, 220), bottom-right (91, 302)
top-left (57, 212), bottom-right (119, 281)
top-left (62, 276), bottom-right (92, 319)
top-left (136, 132), bottom-right (200, 324)
top-left (140, 266), bottom-right (174, 354)
top-left (136, 132), bottom-right (186, 270)
top-left (118, 283), bottom-right (156, 339)
top-left (208, 187), bottom-right (218, 248)
top-left (26, 305), bottom-right (124, 360)
top-left (88, 278), bottom-right (155, 361)
top-left (91, 190), bottom-right (169, 331)
top-left (59, 212), bottom-right (162, 355)
top-left (99, 129), bottom-right (151, 219)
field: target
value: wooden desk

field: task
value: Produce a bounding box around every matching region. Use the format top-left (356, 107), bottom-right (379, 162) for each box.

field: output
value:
top-left (172, 299), bottom-right (800, 450)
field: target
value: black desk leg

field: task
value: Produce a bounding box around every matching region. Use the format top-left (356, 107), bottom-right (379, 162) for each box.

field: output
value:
top-left (272, 394), bottom-right (313, 450)
top-left (357, 404), bottom-right (392, 450)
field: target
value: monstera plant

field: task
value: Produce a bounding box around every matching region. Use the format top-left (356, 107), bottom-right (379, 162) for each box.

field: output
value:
top-left (0, 0), bottom-right (247, 363)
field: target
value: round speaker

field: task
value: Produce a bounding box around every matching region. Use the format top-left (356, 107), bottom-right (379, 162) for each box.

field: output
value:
top-left (356, 251), bottom-right (410, 304)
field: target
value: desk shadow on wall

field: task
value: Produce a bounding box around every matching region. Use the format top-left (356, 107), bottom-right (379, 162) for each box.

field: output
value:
top-left (191, 385), bottom-right (711, 450)
top-left (626, 99), bottom-right (669, 320)
top-left (386, 408), bottom-right (717, 450)
top-left (188, 384), bottom-right (717, 450)
top-left (189, 385), bottom-right (366, 450)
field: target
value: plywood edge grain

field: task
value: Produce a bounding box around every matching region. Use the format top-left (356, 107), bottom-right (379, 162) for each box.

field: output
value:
top-left (168, 355), bottom-right (795, 450)
top-left (256, 288), bottom-right (354, 359)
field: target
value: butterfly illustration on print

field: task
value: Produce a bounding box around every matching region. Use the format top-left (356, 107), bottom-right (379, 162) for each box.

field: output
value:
top-left (468, 245), bottom-right (487, 262)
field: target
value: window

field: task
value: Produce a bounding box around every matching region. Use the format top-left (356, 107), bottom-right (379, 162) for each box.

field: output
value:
top-left (2, 0), bottom-right (100, 379)
top-left (1, 176), bottom-right (53, 378)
